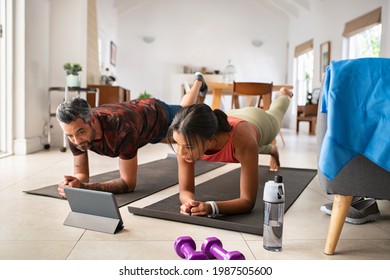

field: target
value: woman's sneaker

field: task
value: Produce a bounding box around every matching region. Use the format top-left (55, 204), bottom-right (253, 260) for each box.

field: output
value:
top-left (194, 72), bottom-right (208, 97)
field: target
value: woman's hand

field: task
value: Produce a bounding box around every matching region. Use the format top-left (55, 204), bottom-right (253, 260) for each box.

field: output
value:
top-left (180, 200), bottom-right (211, 217)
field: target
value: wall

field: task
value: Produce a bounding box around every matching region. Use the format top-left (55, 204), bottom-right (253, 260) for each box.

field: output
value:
top-left (282, 0), bottom-right (389, 128)
top-left (87, 0), bottom-right (100, 85)
top-left (47, 0), bottom-right (88, 148)
top-left (96, 0), bottom-right (117, 75)
top-left (287, 0), bottom-right (389, 90)
top-left (12, 0), bottom-right (90, 153)
top-left (13, 0), bottom-right (50, 154)
top-left (13, 0), bottom-right (390, 152)
top-left (49, 0), bottom-right (88, 87)
top-left (115, 0), bottom-right (289, 104)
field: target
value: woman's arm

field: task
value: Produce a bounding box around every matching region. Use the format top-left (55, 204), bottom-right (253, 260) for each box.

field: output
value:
top-left (177, 154), bottom-right (199, 214)
top-left (216, 122), bottom-right (259, 215)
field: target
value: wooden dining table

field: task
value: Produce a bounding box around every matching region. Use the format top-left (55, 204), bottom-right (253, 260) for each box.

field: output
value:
top-left (206, 82), bottom-right (293, 110)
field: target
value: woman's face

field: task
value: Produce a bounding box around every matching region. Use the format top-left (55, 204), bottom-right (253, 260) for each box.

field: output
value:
top-left (172, 131), bottom-right (209, 163)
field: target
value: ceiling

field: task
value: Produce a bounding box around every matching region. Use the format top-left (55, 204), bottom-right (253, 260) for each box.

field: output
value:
top-left (113, 0), bottom-right (316, 20)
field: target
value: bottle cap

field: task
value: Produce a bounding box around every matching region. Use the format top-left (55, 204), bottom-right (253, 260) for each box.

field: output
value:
top-left (263, 176), bottom-right (285, 203)
top-left (274, 175), bottom-right (283, 183)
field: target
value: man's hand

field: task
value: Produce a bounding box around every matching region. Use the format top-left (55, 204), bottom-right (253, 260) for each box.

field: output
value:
top-left (58, 175), bottom-right (82, 198)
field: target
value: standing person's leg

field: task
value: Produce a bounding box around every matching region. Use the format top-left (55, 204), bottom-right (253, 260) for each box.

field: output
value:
top-left (180, 72), bottom-right (208, 107)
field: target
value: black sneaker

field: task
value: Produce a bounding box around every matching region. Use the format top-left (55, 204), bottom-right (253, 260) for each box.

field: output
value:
top-left (194, 72), bottom-right (208, 97)
top-left (345, 199), bottom-right (381, 224)
top-left (320, 196), bottom-right (364, 215)
top-left (320, 197), bottom-right (380, 224)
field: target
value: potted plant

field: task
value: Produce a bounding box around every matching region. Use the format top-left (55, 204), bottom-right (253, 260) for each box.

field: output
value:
top-left (64, 62), bottom-right (82, 87)
top-left (138, 90), bottom-right (152, 99)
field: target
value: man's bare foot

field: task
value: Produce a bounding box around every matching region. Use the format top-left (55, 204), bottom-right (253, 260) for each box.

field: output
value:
top-left (270, 145), bottom-right (280, 171)
top-left (280, 87), bottom-right (294, 98)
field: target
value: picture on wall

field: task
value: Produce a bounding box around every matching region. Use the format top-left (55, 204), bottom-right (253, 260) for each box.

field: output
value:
top-left (110, 41), bottom-right (117, 66)
top-left (320, 41), bottom-right (331, 82)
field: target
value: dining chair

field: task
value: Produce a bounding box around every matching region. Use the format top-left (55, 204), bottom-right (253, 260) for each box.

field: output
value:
top-left (231, 81), bottom-right (285, 145)
top-left (231, 81), bottom-right (273, 110)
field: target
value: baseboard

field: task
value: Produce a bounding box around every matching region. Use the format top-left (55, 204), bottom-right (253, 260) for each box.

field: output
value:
top-left (13, 136), bottom-right (44, 155)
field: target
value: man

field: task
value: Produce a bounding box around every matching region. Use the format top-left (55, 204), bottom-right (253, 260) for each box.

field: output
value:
top-left (56, 73), bottom-right (207, 198)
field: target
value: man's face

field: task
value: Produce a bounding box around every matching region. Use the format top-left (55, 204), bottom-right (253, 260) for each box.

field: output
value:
top-left (59, 118), bottom-right (95, 152)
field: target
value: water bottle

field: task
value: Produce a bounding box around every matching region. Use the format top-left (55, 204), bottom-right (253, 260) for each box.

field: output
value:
top-left (263, 175), bottom-right (285, 252)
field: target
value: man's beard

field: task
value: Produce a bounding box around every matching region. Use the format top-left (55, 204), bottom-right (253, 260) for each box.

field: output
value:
top-left (76, 128), bottom-right (95, 152)
top-left (76, 142), bottom-right (92, 152)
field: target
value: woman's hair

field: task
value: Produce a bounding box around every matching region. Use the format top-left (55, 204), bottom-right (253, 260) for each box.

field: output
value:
top-left (167, 103), bottom-right (231, 155)
top-left (56, 97), bottom-right (92, 125)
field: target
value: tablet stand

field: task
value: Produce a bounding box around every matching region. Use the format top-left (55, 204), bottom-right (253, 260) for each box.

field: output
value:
top-left (64, 211), bottom-right (123, 234)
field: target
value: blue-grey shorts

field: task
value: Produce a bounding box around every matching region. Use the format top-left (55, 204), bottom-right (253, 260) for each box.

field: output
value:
top-left (149, 100), bottom-right (181, 143)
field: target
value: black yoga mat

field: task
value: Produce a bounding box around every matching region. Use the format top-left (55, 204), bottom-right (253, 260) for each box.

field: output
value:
top-left (24, 154), bottom-right (225, 207)
top-left (128, 166), bottom-right (317, 235)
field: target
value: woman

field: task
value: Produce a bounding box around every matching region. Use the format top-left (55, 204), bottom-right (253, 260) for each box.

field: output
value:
top-left (167, 88), bottom-right (293, 217)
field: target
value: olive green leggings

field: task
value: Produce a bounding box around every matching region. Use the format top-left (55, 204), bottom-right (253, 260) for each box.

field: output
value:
top-left (226, 95), bottom-right (291, 154)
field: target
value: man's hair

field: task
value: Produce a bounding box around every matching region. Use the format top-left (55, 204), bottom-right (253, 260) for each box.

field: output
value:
top-left (56, 97), bottom-right (92, 124)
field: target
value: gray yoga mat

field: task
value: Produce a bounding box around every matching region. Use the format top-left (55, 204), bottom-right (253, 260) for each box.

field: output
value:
top-left (128, 166), bottom-right (317, 235)
top-left (24, 154), bottom-right (225, 207)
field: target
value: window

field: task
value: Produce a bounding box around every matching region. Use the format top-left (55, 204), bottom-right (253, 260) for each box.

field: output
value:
top-left (294, 39), bottom-right (314, 106)
top-left (343, 7), bottom-right (382, 59)
top-left (348, 24), bottom-right (381, 58)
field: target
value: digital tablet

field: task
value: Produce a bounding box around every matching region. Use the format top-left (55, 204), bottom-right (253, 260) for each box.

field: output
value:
top-left (63, 187), bottom-right (124, 233)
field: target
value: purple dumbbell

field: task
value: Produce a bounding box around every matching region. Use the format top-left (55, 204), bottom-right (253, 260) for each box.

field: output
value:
top-left (201, 237), bottom-right (246, 260)
top-left (174, 236), bottom-right (209, 260)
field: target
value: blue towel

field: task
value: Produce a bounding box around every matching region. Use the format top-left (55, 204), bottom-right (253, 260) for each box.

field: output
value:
top-left (319, 58), bottom-right (390, 180)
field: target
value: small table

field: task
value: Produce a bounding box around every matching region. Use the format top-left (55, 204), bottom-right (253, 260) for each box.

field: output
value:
top-left (86, 85), bottom-right (131, 107)
top-left (207, 82), bottom-right (293, 110)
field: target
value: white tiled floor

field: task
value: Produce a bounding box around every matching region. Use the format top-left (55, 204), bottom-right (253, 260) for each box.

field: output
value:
top-left (0, 129), bottom-right (389, 260)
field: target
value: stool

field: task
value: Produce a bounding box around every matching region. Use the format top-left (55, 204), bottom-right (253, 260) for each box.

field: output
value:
top-left (296, 104), bottom-right (318, 135)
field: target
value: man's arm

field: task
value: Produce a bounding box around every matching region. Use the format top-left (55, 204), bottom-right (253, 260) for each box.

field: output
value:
top-left (59, 153), bottom-right (138, 196)
top-left (58, 153), bottom-right (90, 197)
top-left (73, 152), bottom-right (90, 182)
top-left (79, 156), bottom-right (138, 193)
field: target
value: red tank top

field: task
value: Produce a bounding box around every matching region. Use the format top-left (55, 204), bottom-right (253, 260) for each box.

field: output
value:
top-left (200, 116), bottom-right (243, 163)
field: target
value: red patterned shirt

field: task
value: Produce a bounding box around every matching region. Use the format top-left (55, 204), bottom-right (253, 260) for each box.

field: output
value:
top-left (68, 98), bottom-right (170, 160)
